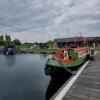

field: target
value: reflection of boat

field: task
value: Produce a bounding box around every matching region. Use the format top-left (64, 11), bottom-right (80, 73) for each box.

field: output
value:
top-left (46, 47), bottom-right (93, 71)
top-left (45, 65), bottom-right (72, 100)
top-left (3, 42), bottom-right (16, 55)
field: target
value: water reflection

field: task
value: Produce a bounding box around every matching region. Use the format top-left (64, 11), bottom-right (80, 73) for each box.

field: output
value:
top-left (4, 55), bottom-right (16, 67)
top-left (0, 54), bottom-right (51, 100)
top-left (40, 54), bottom-right (49, 60)
top-left (44, 65), bottom-right (72, 100)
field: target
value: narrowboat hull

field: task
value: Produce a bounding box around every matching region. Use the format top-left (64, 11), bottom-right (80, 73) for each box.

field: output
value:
top-left (46, 55), bottom-right (87, 68)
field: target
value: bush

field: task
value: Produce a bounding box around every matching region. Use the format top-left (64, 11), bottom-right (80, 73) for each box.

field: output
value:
top-left (13, 39), bottom-right (21, 45)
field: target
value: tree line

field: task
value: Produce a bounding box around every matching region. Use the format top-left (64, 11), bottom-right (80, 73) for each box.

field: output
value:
top-left (0, 35), bottom-right (54, 48)
top-left (0, 35), bottom-right (21, 46)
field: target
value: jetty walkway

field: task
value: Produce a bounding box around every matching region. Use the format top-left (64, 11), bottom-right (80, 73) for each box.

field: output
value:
top-left (52, 52), bottom-right (100, 100)
top-left (63, 52), bottom-right (100, 100)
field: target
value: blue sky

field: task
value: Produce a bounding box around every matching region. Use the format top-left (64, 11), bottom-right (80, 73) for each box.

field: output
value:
top-left (0, 0), bottom-right (100, 42)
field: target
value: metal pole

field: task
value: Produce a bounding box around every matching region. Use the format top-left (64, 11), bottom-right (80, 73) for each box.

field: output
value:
top-left (49, 33), bottom-right (50, 40)
top-left (66, 26), bottom-right (69, 45)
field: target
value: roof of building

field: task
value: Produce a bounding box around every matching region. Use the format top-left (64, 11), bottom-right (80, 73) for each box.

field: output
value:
top-left (54, 37), bottom-right (100, 43)
top-left (54, 37), bottom-right (88, 43)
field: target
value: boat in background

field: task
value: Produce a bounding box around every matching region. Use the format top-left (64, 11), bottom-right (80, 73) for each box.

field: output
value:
top-left (46, 46), bottom-right (94, 72)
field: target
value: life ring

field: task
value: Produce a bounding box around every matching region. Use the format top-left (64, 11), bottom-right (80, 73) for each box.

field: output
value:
top-left (52, 50), bottom-right (64, 58)
top-left (64, 51), bottom-right (68, 59)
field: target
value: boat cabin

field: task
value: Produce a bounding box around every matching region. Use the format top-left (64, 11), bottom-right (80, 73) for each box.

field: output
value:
top-left (51, 47), bottom-right (91, 62)
top-left (52, 48), bottom-right (78, 62)
top-left (74, 47), bottom-right (91, 58)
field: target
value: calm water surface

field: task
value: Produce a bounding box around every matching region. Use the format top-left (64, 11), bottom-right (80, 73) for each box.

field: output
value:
top-left (0, 54), bottom-right (51, 100)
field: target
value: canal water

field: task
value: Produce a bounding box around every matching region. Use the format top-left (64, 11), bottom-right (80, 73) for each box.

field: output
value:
top-left (0, 54), bottom-right (71, 100)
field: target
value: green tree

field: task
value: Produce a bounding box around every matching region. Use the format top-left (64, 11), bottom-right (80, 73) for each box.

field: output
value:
top-left (0, 35), bottom-right (4, 41)
top-left (13, 39), bottom-right (21, 45)
top-left (47, 40), bottom-right (54, 48)
top-left (5, 35), bottom-right (11, 42)
top-left (0, 35), bottom-right (5, 46)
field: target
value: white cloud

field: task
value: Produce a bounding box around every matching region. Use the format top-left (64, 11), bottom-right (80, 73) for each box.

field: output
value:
top-left (0, 0), bottom-right (100, 42)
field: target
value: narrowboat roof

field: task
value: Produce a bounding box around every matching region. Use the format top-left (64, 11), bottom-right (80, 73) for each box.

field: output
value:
top-left (74, 46), bottom-right (90, 51)
top-left (61, 46), bottom-right (90, 52)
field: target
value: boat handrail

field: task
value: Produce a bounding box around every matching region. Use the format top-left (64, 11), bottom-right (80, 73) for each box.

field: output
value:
top-left (74, 47), bottom-right (90, 52)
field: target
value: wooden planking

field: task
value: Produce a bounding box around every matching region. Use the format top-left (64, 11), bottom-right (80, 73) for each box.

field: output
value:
top-left (63, 52), bottom-right (100, 100)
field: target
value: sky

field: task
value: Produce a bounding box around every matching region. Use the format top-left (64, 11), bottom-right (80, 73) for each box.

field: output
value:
top-left (0, 0), bottom-right (100, 42)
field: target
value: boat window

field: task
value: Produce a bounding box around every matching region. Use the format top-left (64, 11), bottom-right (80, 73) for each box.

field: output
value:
top-left (88, 49), bottom-right (90, 53)
top-left (85, 50), bottom-right (87, 54)
top-left (86, 50), bottom-right (88, 54)
top-left (89, 49), bottom-right (90, 53)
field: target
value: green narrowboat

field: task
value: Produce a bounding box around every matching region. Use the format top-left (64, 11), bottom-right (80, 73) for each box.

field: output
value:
top-left (46, 47), bottom-right (93, 70)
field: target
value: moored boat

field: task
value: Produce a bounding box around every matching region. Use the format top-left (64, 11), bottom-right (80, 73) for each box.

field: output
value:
top-left (46, 46), bottom-right (93, 70)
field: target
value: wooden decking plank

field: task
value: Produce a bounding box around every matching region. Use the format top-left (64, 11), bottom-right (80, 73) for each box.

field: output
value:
top-left (63, 52), bottom-right (100, 100)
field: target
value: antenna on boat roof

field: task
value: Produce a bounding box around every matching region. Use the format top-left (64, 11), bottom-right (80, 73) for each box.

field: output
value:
top-left (66, 26), bottom-right (69, 45)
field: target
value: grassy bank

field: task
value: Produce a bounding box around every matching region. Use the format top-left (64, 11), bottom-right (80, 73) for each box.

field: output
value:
top-left (0, 44), bottom-right (58, 53)
top-left (16, 44), bottom-right (58, 53)
top-left (27, 48), bottom-right (58, 53)
top-left (16, 44), bottom-right (33, 49)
